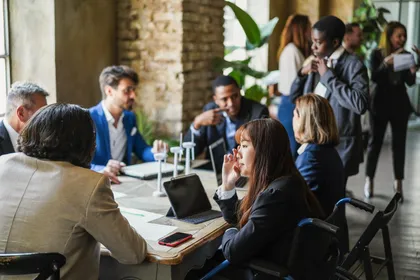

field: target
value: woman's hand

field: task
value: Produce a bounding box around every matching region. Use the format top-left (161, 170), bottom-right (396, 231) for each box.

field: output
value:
top-left (384, 48), bottom-right (404, 66)
top-left (221, 148), bottom-right (241, 191)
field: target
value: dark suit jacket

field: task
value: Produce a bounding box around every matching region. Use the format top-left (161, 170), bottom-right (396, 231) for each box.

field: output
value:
top-left (0, 120), bottom-right (15, 156)
top-left (184, 97), bottom-right (269, 162)
top-left (214, 174), bottom-right (311, 268)
top-left (290, 51), bottom-right (369, 176)
top-left (89, 103), bottom-right (154, 171)
top-left (369, 49), bottom-right (416, 118)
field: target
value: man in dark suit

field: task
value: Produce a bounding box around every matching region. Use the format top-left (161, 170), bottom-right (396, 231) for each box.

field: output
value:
top-left (184, 75), bottom-right (269, 167)
top-left (0, 82), bottom-right (48, 156)
top-left (290, 16), bottom-right (369, 183)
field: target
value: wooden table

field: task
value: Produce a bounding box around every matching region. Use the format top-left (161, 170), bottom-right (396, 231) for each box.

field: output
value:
top-left (100, 170), bottom-right (243, 280)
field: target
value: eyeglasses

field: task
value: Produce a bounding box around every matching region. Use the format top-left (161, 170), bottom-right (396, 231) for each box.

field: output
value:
top-left (121, 86), bottom-right (137, 94)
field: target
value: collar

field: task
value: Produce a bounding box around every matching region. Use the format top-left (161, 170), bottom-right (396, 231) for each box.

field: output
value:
top-left (326, 46), bottom-right (345, 68)
top-left (101, 101), bottom-right (124, 124)
top-left (3, 119), bottom-right (19, 152)
top-left (297, 143), bottom-right (308, 155)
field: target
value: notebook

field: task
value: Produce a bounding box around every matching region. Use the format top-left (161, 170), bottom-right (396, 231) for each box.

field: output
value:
top-left (121, 162), bottom-right (184, 180)
top-left (163, 174), bottom-right (222, 224)
top-left (208, 138), bottom-right (248, 188)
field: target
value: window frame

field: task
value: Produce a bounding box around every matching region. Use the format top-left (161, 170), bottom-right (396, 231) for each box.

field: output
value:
top-left (0, 0), bottom-right (10, 117)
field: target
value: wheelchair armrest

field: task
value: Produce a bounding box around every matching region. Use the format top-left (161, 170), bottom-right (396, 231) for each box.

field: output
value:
top-left (298, 218), bottom-right (339, 235)
top-left (247, 258), bottom-right (288, 277)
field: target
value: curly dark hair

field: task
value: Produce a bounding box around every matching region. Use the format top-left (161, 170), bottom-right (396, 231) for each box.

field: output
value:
top-left (17, 103), bottom-right (96, 168)
top-left (99, 65), bottom-right (139, 96)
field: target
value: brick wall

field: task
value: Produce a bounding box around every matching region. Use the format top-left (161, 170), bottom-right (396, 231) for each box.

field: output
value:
top-left (117, 0), bottom-right (224, 137)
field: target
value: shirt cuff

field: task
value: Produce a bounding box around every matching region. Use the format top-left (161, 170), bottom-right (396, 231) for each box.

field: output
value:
top-left (216, 186), bottom-right (236, 200)
top-left (190, 123), bottom-right (201, 136)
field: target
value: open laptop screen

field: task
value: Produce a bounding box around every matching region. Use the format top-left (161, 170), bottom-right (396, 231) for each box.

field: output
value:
top-left (209, 138), bottom-right (227, 186)
top-left (163, 174), bottom-right (212, 219)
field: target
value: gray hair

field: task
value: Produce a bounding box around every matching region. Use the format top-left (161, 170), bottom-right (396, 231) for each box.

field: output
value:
top-left (5, 82), bottom-right (49, 118)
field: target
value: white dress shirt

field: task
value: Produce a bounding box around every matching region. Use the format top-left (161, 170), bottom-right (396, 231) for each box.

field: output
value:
top-left (278, 43), bottom-right (305, 96)
top-left (3, 119), bottom-right (19, 152)
top-left (101, 102), bottom-right (127, 162)
top-left (216, 186), bottom-right (236, 200)
top-left (297, 143), bottom-right (308, 155)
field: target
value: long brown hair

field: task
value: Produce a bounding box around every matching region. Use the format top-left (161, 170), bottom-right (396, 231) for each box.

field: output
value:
top-left (235, 119), bottom-right (323, 227)
top-left (277, 14), bottom-right (311, 61)
top-left (294, 94), bottom-right (339, 145)
top-left (379, 21), bottom-right (406, 57)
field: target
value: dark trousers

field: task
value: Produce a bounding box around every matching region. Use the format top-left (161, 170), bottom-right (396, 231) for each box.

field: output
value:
top-left (365, 113), bottom-right (409, 180)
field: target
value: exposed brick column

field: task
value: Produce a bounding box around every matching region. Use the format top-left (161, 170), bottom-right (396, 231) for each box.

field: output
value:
top-left (117, 0), bottom-right (224, 137)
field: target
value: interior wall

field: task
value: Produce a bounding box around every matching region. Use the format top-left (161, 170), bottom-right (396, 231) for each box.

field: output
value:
top-left (9, 0), bottom-right (57, 104)
top-left (55, 0), bottom-right (117, 108)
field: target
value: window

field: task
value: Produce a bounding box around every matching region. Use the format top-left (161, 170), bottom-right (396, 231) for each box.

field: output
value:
top-left (0, 0), bottom-right (9, 117)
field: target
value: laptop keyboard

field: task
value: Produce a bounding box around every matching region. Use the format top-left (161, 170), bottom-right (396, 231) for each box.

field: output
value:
top-left (178, 210), bottom-right (222, 224)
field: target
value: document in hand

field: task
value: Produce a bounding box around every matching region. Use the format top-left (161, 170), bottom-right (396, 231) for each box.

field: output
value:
top-left (394, 53), bottom-right (415, 72)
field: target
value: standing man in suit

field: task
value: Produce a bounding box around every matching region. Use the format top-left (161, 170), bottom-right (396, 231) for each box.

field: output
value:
top-left (290, 16), bottom-right (369, 185)
top-left (184, 75), bottom-right (269, 167)
top-left (0, 82), bottom-right (48, 156)
top-left (90, 65), bottom-right (168, 184)
top-left (343, 23), bottom-right (363, 55)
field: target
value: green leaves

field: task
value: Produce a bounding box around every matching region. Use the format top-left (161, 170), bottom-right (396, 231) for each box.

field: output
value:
top-left (225, 1), bottom-right (261, 46)
top-left (135, 109), bottom-right (154, 146)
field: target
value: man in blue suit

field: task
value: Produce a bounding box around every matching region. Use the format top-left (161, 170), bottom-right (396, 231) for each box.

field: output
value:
top-left (90, 65), bottom-right (167, 183)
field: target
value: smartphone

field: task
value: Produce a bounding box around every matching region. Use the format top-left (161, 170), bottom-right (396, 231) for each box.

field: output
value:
top-left (158, 232), bottom-right (193, 247)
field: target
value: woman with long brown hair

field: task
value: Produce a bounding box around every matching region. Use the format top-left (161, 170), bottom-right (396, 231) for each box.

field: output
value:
top-left (276, 14), bottom-right (311, 159)
top-left (212, 118), bottom-right (322, 279)
top-left (364, 21), bottom-right (419, 201)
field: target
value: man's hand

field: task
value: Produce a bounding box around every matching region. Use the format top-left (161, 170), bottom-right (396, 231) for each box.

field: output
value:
top-left (316, 57), bottom-right (328, 76)
top-left (300, 59), bottom-right (318, 76)
top-left (152, 139), bottom-right (169, 154)
top-left (103, 160), bottom-right (126, 184)
top-left (193, 108), bottom-right (227, 130)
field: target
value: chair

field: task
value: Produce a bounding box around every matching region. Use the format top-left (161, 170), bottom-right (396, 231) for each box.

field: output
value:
top-left (340, 192), bottom-right (401, 280)
top-left (200, 218), bottom-right (346, 280)
top-left (0, 252), bottom-right (66, 280)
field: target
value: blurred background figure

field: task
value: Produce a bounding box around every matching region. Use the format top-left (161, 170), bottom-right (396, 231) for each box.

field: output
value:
top-left (343, 22), bottom-right (364, 56)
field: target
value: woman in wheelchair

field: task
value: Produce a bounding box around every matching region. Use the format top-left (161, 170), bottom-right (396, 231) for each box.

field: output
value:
top-left (293, 94), bottom-right (348, 254)
top-left (193, 118), bottom-right (323, 279)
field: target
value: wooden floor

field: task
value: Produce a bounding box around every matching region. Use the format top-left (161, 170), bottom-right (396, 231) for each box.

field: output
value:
top-left (346, 126), bottom-right (420, 280)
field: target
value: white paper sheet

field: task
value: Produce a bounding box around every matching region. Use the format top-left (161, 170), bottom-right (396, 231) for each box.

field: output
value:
top-left (394, 53), bottom-right (415, 72)
top-left (119, 207), bottom-right (163, 223)
top-left (121, 211), bottom-right (177, 241)
top-left (113, 191), bottom-right (127, 199)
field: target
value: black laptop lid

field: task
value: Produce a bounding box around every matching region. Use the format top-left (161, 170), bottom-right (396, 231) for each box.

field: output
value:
top-left (209, 138), bottom-right (227, 186)
top-left (163, 174), bottom-right (212, 219)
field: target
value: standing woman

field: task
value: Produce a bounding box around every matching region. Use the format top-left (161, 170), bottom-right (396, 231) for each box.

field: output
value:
top-left (364, 21), bottom-right (418, 200)
top-left (277, 14), bottom-right (312, 159)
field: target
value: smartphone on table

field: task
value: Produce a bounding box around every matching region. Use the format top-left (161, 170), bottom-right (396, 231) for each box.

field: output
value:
top-left (158, 232), bottom-right (193, 247)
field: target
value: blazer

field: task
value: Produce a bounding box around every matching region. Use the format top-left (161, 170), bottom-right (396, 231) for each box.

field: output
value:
top-left (295, 143), bottom-right (349, 253)
top-left (0, 120), bottom-right (14, 156)
top-left (369, 49), bottom-right (416, 117)
top-left (184, 97), bottom-right (269, 162)
top-left (89, 102), bottom-right (154, 171)
top-left (214, 174), bottom-right (311, 269)
top-left (0, 153), bottom-right (147, 280)
top-left (290, 51), bottom-right (369, 176)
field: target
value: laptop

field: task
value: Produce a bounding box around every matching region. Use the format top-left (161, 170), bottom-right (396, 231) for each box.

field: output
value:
top-left (121, 162), bottom-right (184, 180)
top-left (163, 174), bottom-right (222, 224)
top-left (208, 138), bottom-right (248, 188)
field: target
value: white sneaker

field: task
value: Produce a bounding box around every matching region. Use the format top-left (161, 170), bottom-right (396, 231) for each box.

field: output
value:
top-left (364, 177), bottom-right (374, 198)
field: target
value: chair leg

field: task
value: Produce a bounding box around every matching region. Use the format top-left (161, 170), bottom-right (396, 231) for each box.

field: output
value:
top-left (362, 247), bottom-right (374, 280)
top-left (382, 226), bottom-right (396, 280)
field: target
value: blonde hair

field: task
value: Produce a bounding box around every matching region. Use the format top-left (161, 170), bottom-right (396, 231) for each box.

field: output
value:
top-left (277, 14), bottom-right (311, 61)
top-left (294, 94), bottom-right (339, 145)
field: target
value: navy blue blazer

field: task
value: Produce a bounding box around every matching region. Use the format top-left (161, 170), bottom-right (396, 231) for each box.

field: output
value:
top-left (296, 143), bottom-right (348, 253)
top-left (89, 102), bottom-right (154, 171)
top-left (214, 174), bottom-right (311, 267)
top-left (290, 51), bottom-right (369, 176)
top-left (0, 120), bottom-right (14, 156)
top-left (184, 97), bottom-right (269, 163)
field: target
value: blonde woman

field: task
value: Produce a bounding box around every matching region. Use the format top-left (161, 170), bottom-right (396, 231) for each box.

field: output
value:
top-left (293, 93), bottom-right (348, 253)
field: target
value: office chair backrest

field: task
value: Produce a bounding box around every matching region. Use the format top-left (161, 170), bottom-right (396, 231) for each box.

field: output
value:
top-left (0, 253), bottom-right (66, 280)
top-left (287, 218), bottom-right (340, 280)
